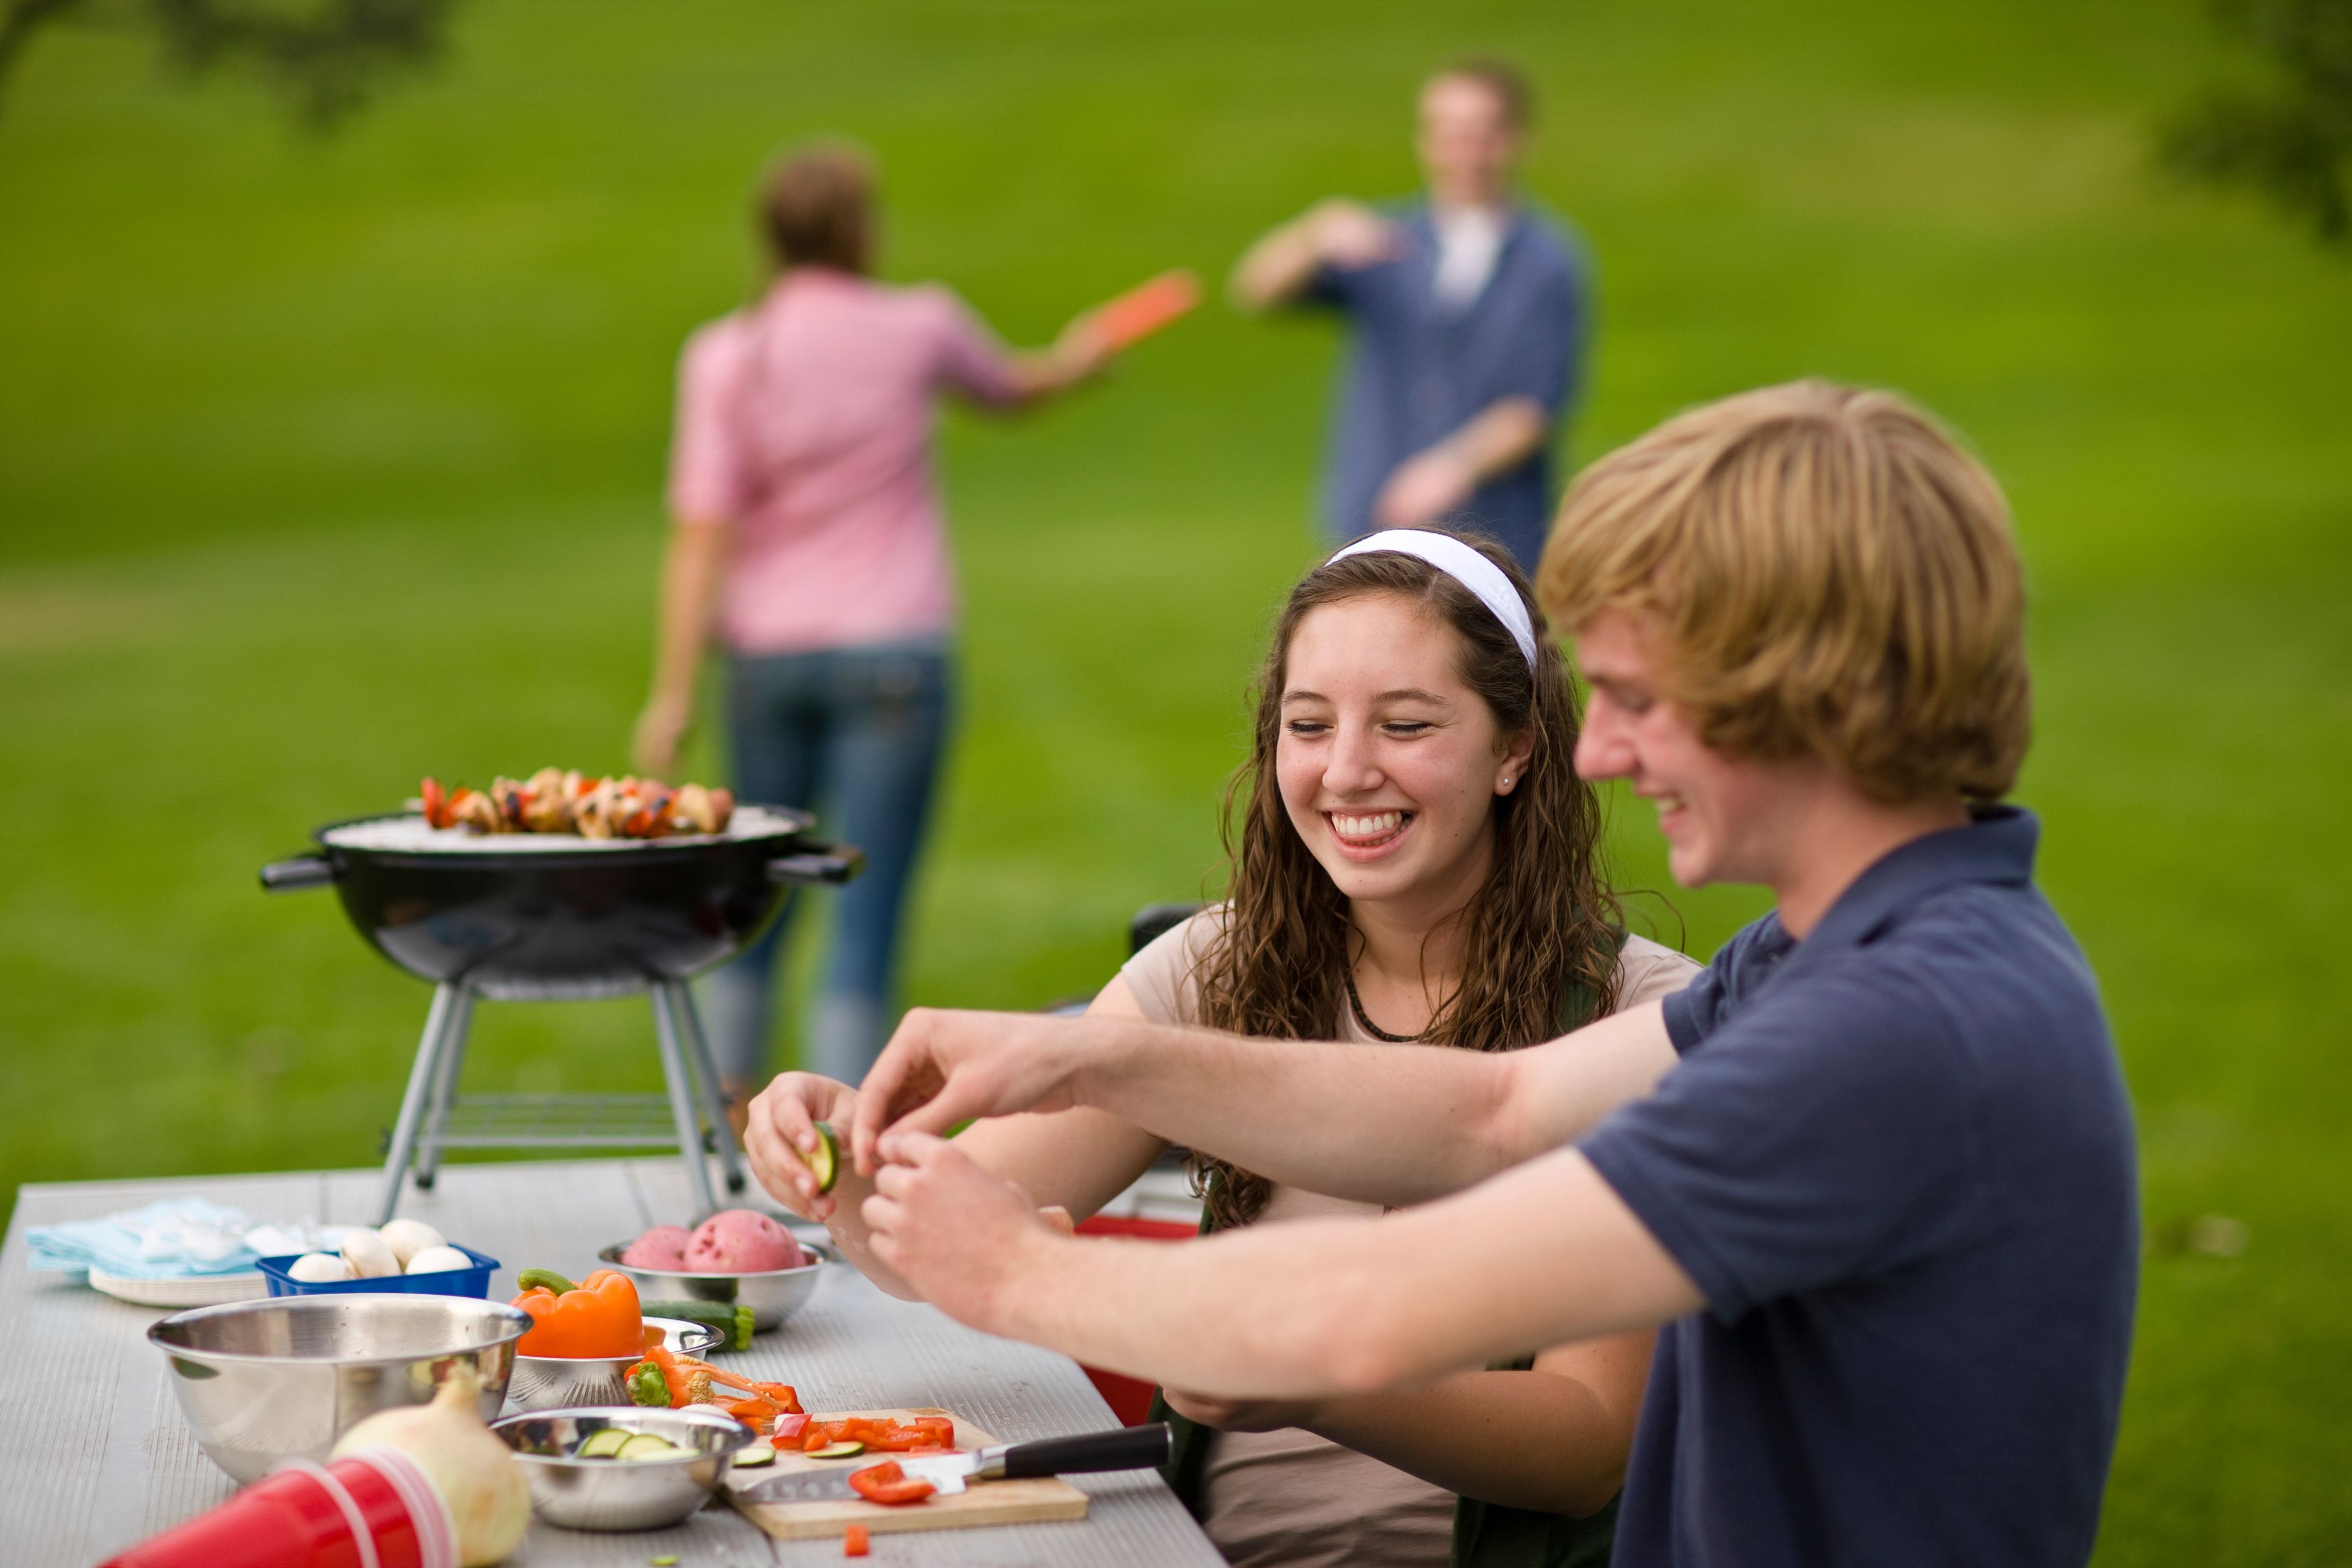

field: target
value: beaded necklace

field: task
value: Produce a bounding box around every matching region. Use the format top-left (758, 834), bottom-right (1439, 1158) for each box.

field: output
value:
top-left (1342, 965), bottom-right (1434, 1044)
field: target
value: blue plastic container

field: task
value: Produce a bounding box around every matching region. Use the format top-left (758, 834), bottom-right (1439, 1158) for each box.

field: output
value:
top-left (257, 1244), bottom-right (501, 1300)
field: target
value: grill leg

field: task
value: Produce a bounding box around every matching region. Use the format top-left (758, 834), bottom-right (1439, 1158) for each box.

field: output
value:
top-left (413, 989), bottom-right (475, 1193)
top-left (650, 982), bottom-right (719, 1219)
top-left (379, 982), bottom-right (472, 1226)
top-left (663, 981), bottom-right (747, 1195)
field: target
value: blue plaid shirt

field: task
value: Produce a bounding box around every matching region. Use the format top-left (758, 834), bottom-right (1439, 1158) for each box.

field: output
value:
top-left (1305, 200), bottom-right (1589, 573)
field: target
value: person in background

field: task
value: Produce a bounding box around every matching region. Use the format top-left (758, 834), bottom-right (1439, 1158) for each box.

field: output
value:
top-left (1230, 59), bottom-right (1589, 575)
top-left (632, 140), bottom-right (1109, 1099)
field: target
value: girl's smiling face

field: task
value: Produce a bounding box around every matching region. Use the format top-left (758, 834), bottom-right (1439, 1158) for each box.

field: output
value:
top-left (1276, 592), bottom-right (1532, 918)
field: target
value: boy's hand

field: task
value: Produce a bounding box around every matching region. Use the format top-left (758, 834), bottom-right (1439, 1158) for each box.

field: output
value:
top-left (862, 1133), bottom-right (1058, 1331)
top-left (850, 1008), bottom-right (1093, 1175)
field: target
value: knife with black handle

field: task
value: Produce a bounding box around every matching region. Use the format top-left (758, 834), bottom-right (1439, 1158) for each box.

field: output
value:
top-left (742, 1423), bottom-right (1171, 1504)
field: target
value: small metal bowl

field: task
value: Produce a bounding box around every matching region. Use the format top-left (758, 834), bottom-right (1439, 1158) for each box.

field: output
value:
top-left (149, 1294), bottom-right (530, 1483)
top-left (492, 1404), bottom-right (753, 1531)
top-left (595, 1235), bottom-right (843, 1330)
top-left (505, 1317), bottom-right (725, 1412)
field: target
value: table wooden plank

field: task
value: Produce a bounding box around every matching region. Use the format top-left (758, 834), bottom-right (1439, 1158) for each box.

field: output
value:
top-left (2, 1172), bottom-right (323, 1563)
top-left (4, 1161), bottom-right (1220, 1567)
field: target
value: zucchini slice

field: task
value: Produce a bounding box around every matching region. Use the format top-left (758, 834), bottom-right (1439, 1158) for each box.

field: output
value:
top-left (805, 1440), bottom-right (864, 1460)
top-left (730, 1444), bottom-right (777, 1468)
top-left (616, 1433), bottom-right (692, 1462)
top-left (575, 1427), bottom-right (630, 1459)
top-left (807, 1122), bottom-right (841, 1195)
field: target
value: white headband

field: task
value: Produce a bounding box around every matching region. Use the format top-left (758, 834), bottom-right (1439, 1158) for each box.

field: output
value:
top-left (1327, 530), bottom-right (1540, 669)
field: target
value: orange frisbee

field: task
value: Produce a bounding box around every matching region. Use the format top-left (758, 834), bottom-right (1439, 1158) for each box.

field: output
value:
top-left (1086, 270), bottom-right (1202, 352)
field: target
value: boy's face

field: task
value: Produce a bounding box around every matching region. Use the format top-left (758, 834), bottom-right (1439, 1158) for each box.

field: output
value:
top-left (1417, 75), bottom-right (1520, 209)
top-left (1571, 609), bottom-right (1794, 891)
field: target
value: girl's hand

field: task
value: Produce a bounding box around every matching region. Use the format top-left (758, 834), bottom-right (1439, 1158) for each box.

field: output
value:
top-left (745, 1072), bottom-right (861, 1221)
top-left (631, 692), bottom-right (691, 779)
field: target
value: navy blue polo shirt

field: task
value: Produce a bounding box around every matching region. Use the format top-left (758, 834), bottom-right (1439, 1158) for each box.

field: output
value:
top-left (1579, 808), bottom-right (2138, 1567)
top-left (1305, 202), bottom-right (1588, 574)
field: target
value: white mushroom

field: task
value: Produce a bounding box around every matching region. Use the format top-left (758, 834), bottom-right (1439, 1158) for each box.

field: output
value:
top-left (287, 1252), bottom-right (352, 1283)
top-left (379, 1218), bottom-right (447, 1270)
top-left (340, 1228), bottom-right (401, 1280)
top-left (404, 1245), bottom-right (474, 1275)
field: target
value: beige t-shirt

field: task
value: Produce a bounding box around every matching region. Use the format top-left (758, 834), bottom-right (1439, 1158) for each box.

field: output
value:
top-left (1117, 908), bottom-right (1699, 1568)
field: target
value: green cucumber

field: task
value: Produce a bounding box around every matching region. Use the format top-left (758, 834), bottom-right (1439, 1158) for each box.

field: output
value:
top-left (616, 1433), bottom-right (690, 1461)
top-left (641, 1300), bottom-right (756, 1351)
top-left (515, 1267), bottom-right (576, 1295)
top-left (729, 1444), bottom-right (776, 1468)
top-left (575, 1427), bottom-right (630, 1459)
top-left (805, 1441), bottom-right (864, 1460)
top-left (805, 1122), bottom-right (841, 1194)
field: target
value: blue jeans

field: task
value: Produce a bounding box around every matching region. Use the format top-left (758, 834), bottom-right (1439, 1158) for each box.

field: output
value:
top-left (700, 635), bottom-right (952, 1090)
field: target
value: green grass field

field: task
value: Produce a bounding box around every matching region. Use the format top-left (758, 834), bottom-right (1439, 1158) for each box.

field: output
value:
top-left (3, 1), bottom-right (2348, 1559)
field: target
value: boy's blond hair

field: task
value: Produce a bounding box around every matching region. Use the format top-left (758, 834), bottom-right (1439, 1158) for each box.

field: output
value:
top-left (1537, 380), bottom-right (2029, 802)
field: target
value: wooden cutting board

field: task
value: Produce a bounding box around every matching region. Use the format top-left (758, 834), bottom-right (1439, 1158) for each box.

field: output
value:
top-left (723, 1408), bottom-right (1089, 1541)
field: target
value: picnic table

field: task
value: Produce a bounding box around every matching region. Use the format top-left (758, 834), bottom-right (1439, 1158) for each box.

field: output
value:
top-left (1, 1158), bottom-right (1224, 1566)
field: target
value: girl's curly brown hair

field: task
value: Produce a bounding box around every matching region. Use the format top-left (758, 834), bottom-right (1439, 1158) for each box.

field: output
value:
top-left (1191, 529), bottom-right (1621, 1229)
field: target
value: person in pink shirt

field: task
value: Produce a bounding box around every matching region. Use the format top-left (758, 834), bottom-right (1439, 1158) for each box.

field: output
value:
top-left (633, 141), bottom-right (1109, 1098)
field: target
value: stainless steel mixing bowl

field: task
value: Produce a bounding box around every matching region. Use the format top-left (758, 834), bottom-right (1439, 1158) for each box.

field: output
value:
top-left (491, 1405), bottom-right (753, 1530)
top-left (504, 1317), bottom-right (724, 1412)
top-left (149, 1294), bottom-right (531, 1483)
top-left (595, 1235), bottom-right (843, 1330)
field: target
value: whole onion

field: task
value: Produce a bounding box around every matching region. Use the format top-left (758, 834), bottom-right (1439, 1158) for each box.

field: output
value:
top-left (330, 1364), bottom-right (529, 1566)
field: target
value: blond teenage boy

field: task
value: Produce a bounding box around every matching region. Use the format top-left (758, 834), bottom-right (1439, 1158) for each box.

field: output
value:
top-left (767, 383), bottom-right (2138, 1567)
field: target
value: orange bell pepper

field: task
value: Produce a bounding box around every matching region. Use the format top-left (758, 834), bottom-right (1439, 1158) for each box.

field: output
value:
top-left (511, 1268), bottom-right (642, 1357)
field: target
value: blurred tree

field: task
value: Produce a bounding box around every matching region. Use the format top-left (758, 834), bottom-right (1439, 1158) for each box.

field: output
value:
top-left (2161, 0), bottom-right (2352, 243)
top-left (0, 0), bottom-right (454, 130)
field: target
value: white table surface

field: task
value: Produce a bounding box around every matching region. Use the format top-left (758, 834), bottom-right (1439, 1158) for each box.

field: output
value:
top-left (1, 1158), bottom-right (1223, 1566)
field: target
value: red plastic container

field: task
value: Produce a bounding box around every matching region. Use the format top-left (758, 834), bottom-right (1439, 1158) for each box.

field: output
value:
top-left (101, 1449), bottom-right (454, 1568)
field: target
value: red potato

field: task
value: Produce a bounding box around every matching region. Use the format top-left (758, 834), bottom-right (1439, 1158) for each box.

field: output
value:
top-left (686, 1210), bottom-right (805, 1273)
top-left (620, 1224), bottom-right (692, 1270)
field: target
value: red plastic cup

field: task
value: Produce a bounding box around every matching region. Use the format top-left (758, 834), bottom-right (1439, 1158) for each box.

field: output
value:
top-left (100, 1449), bottom-right (454, 1568)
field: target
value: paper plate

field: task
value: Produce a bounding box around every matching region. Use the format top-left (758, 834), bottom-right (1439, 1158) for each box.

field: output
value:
top-left (89, 1268), bottom-right (270, 1308)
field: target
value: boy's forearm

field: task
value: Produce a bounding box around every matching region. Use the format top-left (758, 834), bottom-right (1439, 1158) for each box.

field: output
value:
top-left (1063, 1003), bottom-right (1676, 1204)
top-left (1067, 1017), bottom-right (1521, 1205)
top-left (976, 1149), bottom-right (1695, 1398)
top-left (1439, 396), bottom-right (1549, 483)
top-left (1227, 216), bottom-right (1324, 312)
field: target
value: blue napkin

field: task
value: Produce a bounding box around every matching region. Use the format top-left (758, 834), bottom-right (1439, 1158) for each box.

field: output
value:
top-left (26, 1198), bottom-right (281, 1280)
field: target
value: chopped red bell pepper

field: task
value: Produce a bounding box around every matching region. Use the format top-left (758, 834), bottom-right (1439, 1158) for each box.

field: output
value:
top-left (771, 1413), bottom-right (812, 1447)
top-left (843, 1523), bottom-right (870, 1556)
top-left (847, 1460), bottom-right (936, 1506)
top-left (726, 1397), bottom-right (781, 1430)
